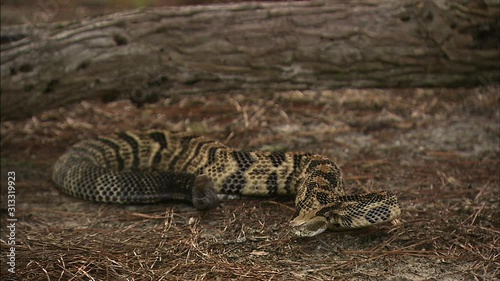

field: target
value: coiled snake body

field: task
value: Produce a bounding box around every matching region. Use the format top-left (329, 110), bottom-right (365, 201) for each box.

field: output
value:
top-left (53, 130), bottom-right (401, 237)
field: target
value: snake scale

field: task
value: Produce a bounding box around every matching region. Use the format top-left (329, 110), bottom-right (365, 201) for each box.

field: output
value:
top-left (52, 130), bottom-right (401, 237)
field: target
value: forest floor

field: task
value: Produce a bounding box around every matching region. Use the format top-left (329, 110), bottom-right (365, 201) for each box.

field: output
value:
top-left (1, 88), bottom-right (499, 280)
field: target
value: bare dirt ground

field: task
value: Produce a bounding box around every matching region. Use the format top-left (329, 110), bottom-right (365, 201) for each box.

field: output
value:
top-left (1, 89), bottom-right (499, 280)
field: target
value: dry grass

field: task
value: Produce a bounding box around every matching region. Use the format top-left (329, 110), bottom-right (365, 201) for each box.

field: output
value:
top-left (1, 88), bottom-right (499, 280)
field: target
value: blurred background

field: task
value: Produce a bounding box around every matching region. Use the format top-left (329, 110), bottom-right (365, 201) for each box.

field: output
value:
top-left (0, 0), bottom-right (298, 26)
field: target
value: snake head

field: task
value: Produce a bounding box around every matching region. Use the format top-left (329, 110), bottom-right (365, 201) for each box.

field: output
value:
top-left (290, 191), bottom-right (401, 237)
top-left (290, 211), bottom-right (329, 237)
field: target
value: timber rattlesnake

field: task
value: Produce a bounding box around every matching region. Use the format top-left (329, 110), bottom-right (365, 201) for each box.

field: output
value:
top-left (52, 130), bottom-right (401, 237)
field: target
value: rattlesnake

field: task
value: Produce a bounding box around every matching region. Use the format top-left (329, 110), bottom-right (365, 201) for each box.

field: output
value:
top-left (52, 130), bottom-right (401, 237)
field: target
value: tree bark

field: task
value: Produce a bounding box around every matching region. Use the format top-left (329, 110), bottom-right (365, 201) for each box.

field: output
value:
top-left (1, 0), bottom-right (498, 120)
